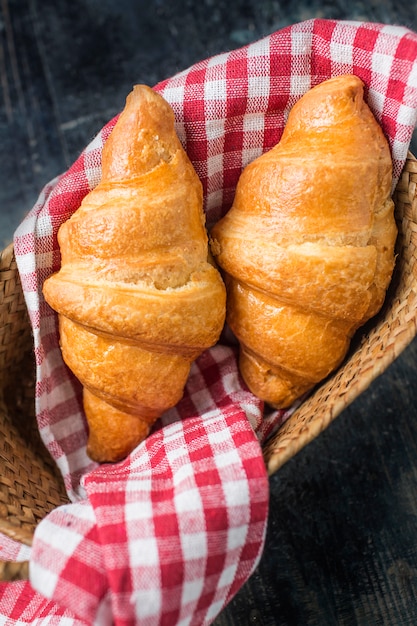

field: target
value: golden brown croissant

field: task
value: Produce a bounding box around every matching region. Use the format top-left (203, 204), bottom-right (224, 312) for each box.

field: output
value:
top-left (43, 84), bottom-right (226, 462)
top-left (210, 74), bottom-right (397, 409)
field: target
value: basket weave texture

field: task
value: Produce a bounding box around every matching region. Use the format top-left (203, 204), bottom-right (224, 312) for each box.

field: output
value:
top-left (0, 153), bottom-right (416, 556)
top-left (0, 246), bottom-right (69, 547)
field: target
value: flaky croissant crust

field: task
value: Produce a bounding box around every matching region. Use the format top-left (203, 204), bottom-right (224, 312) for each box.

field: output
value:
top-left (211, 74), bottom-right (397, 408)
top-left (43, 85), bottom-right (226, 462)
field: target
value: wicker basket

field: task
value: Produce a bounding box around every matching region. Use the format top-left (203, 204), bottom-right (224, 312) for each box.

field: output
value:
top-left (1, 152), bottom-right (416, 581)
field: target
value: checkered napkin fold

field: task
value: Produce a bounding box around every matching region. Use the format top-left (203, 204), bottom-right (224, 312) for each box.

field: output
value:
top-left (4, 18), bottom-right (417, 626)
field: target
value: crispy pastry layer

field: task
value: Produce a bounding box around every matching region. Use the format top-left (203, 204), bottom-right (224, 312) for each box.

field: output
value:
top-left (43, 85), bottom-right (226, 462)
top-left (211, 75), bottom-right (397, 408)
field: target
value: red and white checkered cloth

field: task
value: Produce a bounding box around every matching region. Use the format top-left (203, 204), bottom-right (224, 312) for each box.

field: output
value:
top-left (3, 18), bottom-right (417, 625)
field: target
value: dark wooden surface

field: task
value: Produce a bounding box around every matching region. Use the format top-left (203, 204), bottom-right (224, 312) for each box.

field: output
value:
top-left (2, 1), bottom-right (417, 624)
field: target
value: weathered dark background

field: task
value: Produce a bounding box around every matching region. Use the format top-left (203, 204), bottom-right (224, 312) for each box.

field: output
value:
top-left (2, 1), bottom-right (417, 624)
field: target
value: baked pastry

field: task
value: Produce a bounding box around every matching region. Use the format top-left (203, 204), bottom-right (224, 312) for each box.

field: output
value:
top-left (210, 74), bottom-right (397, 409)
top-left (43, 84), bottom-right (226, 462)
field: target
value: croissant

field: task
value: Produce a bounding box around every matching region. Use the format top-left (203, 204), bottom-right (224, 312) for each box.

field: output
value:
top-left (210, 74), bottom-right (397, 409)
top-left (43, 84), bottom-right (226, 462)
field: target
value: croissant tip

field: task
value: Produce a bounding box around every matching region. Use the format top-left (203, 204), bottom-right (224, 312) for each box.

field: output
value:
top-left (127, 84), bottom-right (167, 108)
top-left (307, 74), bottom-right (364, 104)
